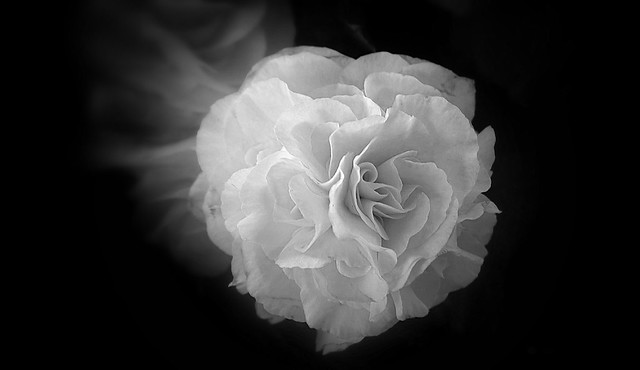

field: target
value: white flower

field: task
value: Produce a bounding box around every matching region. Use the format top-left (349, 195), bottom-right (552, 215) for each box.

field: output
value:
top-left (194, 46), bottom-right (499, 353)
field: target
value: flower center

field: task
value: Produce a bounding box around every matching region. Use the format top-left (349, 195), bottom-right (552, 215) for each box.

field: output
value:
top-left (347, 160), bottom-right (409, 240)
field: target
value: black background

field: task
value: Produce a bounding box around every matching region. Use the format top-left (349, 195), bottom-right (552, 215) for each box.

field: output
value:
top-left (47, 0), bottom-right (581, 368)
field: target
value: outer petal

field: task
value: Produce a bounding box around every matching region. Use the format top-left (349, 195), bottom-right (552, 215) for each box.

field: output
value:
top-left (220, 168), bottom-right (252, 234)
top-left (243, 46), bottom-right (354, 88)
top-left (236, 151), bottom-right (301, 260)
top-left (276, 229), bottom-right (370, 275)
top-left (401, 62), bottom-right (476, 120)
top-left (385, 197), bottom-right (459, 291)
top-left (255, 302), bottom-right (286, 325)
top-left (293, 268), bottom-right (398, 341)
top-left (242, 51), bottom-right (344, 94)
top-left (331, 94), bottom-right (382, 120)
top-left (363, 72), bottom-right (442, 110)
top-left (196, 93), bottom-right (242, 191)
top-left (390, 286), bottom-right (429, 320)
top-left (202, 185), bottom-right (234, 255)
top-left (308, 83), bottom-right (363, 99)
top-left (196, 79), bottom-right (310, 189)
top-left (409, 202), bottom-right (497, 310)
top-left (340, 52), bottom-right (410, 89)
top-left (381, 95), bottom-right (480, 202)
top-left (230, 238), bottom-right (247, 293)
top-left (316, 331), bottom-right (363, 354)
top-left (242, 240), bottom-right (305, 322)
top-left (275, 98), bottom-right (356, 180)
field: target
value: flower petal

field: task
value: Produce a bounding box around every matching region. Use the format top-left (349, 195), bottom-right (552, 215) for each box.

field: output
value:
top-left (233, 78), bottom-right (312, 147)
top-left (229, 238), bottom-right (248, 293)
top-left (202, 184), bottom-right (234, 255)
top-left (327, 115), bottom-right (385, 178)
top-left (410, 210), bottom-right (493, 311)
top-left (243, 51), bottom-right (344, 94)
top-left (381, 95), bottom-right (480, 203)
top-left (243, 47), bottom-right (354, 89)
top-left (276, 228), bottom-right (370, 274)
top-left (327, 153), bottom-right (380, 247)
top-left (236, 151), bottom-right (300, 260)
top-left (460, 126), bottom-right (496, 213)
top-left (255, 302), bottom-right (286, 325)
top-left (308, 83), bottom-right (363, 99)
top-left (385, 197), bottom-right (459, 291)
top-left (241, 240), bottom-right (305, 322)
top-left (196, 93), bottom-right (243, 191)
top-left (340, 52), bottom-right (410, 89)
top-left (220, 168), bottom-right (252, 235)
top-left (395, 160), bottom-right (453, 241)
top-left (363, 72), bottom-right (442, 110)
top-left (275, 98), bottom-right (355, 180)
top-left (390, 286), bottom-right (429, 320)
top-left (288, 174), bottom-right (331, 249)
top-left (293, 268), bottom-right (398, 341)
top-left (383, 192), bottom-right (430, 256)
top-left (331, 94), bottom-right (383, 119)
top-left (315, 331), bottom-right (363, 354)
top-left (400, 62), bottom-right (476, 120)
top-left (454, 207), bottom-right (498, 260)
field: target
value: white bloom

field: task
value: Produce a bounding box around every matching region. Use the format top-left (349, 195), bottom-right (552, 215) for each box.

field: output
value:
top-left (194, 46), bottom-right (499, 352)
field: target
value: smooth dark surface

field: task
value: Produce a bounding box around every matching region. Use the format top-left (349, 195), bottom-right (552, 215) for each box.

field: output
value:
top-left (55, 0), bottom-right (581, 368)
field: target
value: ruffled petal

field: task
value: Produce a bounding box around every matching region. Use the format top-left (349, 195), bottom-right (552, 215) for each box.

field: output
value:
top-left (233, 78), bottom-right (312, 147)
top-left (327, 115), bottom-right (386, 178)
top-left (197, 79), bottom-right (310, 189)
top-left (461, 126), bottom-right (496, 213)
top-left (383, 95), bottom-right (480, 202)
top-left (400, 62), bottom-right (476, 120)
top-left (229, 238), bottom-right (247, 293)
top-left (455, 207), bottom-right (498, 259)
top-left (327, 153), bottom-right (381, 247)
top-left (236, 151), bottom-right (300, 260)
top-left (220, 168), bottom-right (251, 235)
top-left (196, 93), bottom-right (243, 191)
top-left (340, 52), bottom-right (410, 89)
top-left (363, 72), bottom-right (442, 110)
top-left (394, 160), bottom-right (453, 241)
top-left (241, 240), bottom-right (305, 322)
top-left (331, 94), bottom-right (383, 120)
top-left (383, 192), bottom-right (430, 256)
top-left (293, 268), bottom-right (398, 341)
top-left (288, 174), bottom-right (331, 248)
top-left (243, 51), bottom-right (344, 94)
top-left (390, 286), bottom-right (429, 320)
top-left (243, 47), bottom-right (354, 88)
top-left (202, 184), bottom-right (234, 255)
top-left (410, 210), bottom-right (496, 311)
top-left (315, 330), bottom-right (363, 354)
top-left (276, 228), bottom-right (370, 274)
top-left (385, 197), bottom-right (459, 291)
top-left (315, 261), bottom-right (387, 304)
top-left (275, 98), bottom-right (355, 180)
top-left (255, 301), bottom-right (286, 325)
top-left (308, 83), bottom-right (363, 99)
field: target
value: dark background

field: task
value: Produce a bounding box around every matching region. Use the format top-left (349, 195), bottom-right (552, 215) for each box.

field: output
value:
top-left (48, 0), bottom-right (581, 368)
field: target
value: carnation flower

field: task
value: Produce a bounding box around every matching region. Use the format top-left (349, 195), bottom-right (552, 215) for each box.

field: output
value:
top-left (193, 46), bottom-right (499, 353)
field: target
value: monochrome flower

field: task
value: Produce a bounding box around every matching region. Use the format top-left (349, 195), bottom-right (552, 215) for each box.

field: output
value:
top-left (194, 46), bottom-right (499, 352)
